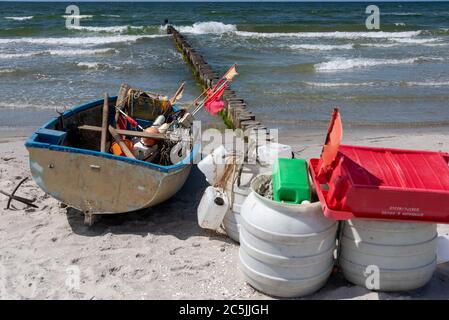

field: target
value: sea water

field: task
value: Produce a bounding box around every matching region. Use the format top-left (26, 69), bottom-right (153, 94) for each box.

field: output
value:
top-left (1, 2), bottom-right (449, 132)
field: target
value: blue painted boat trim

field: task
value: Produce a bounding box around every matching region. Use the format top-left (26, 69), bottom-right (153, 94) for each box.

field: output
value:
top-left (25, 97), bottom-right (197, 173)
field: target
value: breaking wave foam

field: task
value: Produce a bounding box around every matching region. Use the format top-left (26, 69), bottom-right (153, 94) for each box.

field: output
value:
top-left (49, 48), bottom-right (117, 56)
top-left (4, 16), bottom-right (34, 21)
top-left (392, 37), bottom-right (440, 44)
top-left (235, 30), bottom-right (422, 39)
top-left (0, 52), bottom-right (41, 59)
top-left (77, 62), bottom-right (121, 70)
top-left (289, 44), bottom-right (353, 51)
top-left (404, 81), bottom-right (449, 87)
top-left (67, 25), bottom-right (147, 33)
top-left (0, 35), bottom-right (164, 45)
top-left (0, 48), bottom-right (117, 59)
top-left (315, 57), bottom-right (443, 72)
top-left (62, 15), bottom-right (93, 19)
top-left (175, 21), bottom-right (237, 34)
top-left (303, 81), bottom-right (378, 87)
top-left (0, 68), bottom-right (17, 74)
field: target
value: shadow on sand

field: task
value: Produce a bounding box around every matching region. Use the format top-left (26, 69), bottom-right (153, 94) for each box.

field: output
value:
top-left (65, 166), bottom-right (235, 244)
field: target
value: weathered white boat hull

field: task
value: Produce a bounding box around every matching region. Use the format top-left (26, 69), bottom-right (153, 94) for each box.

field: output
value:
top-left (28, 147), bottom-right (191, 214)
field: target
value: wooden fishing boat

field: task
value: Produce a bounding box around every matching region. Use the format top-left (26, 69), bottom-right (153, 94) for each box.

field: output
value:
top-left (25, 95), bottom-right (198, 225)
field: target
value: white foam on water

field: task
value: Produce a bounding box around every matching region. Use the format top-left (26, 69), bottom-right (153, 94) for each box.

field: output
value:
top-left (392, 37), bottom-right (441, 44)
top-left (4, 16), bottom-right (33, 21)
top-left (303, 81), bottom-right (377, 87)
top-left (305, 80), bottom-right (449, 87)
top-left (67, 25), bottom-right (146, 33)
top-left (0, 52), bottom-right (41, 59)
top-left (62, 15), bottom-right (93, 19)
top-left (77, 62), bottom-right (99, 69)
top-left (315, 57), bottom-right (443, 72)
top-left (49, 48), bottom-right (117, 56)
top-left (175, 21), bottom-right (237, 34)
top-left (289, 44), bottom-right (354, 51)
top-left (0, 48), bottom-right (117, 59)
top-left (235, 30), bottom-right (422, 39)
top-left (404, 81), bottom-right (449, 87)
top-left (360, 43), bottom-right (400, 48)
top-left (0, 68), bottom-right (17, 74)
top-left (361, 38), bottom-right (445, 48)
top-left (101, 14), bottom-right (120, 18)
top-left (0, 35), bottom-right (165, 45)
top-left (77, 62), bottom-right (121, 70)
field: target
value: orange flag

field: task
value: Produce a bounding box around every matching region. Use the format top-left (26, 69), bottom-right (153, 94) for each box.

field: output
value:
top-left (317, 108), bottom-right (343, 182)
top-left (223, 64), bottom-right (238, 81)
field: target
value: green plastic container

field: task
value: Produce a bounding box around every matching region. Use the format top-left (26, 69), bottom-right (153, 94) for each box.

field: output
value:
top-left (272, 158), bottom-right (311, 204)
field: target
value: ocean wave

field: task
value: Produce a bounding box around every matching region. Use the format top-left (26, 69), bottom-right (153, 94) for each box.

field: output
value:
top-left (62, 15), bottom-right (93, 19)
top-left (359, 43), bottom-right (400, 48)
top-left (235, 30), bottom-right (422, 39)
top-left (0, 68), bottom-right (17, 74)
top-left (392, 37), bottom-right (441, 44)
top-left (77, 62), bottom-right (100, 69)
top-left (402, 81), bottom-right (449, 87)
top-left (303, 81), bottom-right (449, 88)
top-left (360, 39), bottom-right (445, 48)
top-left (289, 44), bottom-right (353, 51)
top-left (315, 57), bottom-right (443, 72)
top-left (175, 21), bottom-right (237, 34)
top-left (0, 52), bottom-right (41, 59)
top-left (0, 48), bottom-right (117, 59)
top-left (303, 81), bottom-right (378, 87)
top-left (49, 48), bottom-right (117, 56)
top-left (101, 14), bottom-right (120, 18)
top-left (4, 16), bottom-right (34, 21)
top-left (0, 35), bottom-right (165, 45)
top-left (66, 25), bottom-right (148, 33)
top-left (77, 62), bottom-right (121, 70)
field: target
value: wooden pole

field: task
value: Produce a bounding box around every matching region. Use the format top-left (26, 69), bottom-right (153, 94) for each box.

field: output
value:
top-left (115, 83), bottom-right (130, 125)
top-left (100, 93), bottom-right (109, 153)
top-left (108, 125), bottom-right (135, 159)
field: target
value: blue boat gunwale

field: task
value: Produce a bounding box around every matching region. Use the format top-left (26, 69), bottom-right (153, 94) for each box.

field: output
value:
top-left (25, 97), bottom-right (199, 173)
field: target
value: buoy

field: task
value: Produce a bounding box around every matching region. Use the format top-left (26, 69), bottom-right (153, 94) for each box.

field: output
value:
top-left (142, 127), bottom-right (159, 147)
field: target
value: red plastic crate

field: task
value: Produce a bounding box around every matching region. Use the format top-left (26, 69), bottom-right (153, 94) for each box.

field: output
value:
top-left (309, 145), bottom-right (449, 223)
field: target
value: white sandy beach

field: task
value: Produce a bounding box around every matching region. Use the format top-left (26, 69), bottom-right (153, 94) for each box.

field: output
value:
top-left (0, 127), bottom-right (448, 300)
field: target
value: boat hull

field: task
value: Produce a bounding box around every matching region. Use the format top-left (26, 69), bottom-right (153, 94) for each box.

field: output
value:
top-left (28, 147), bottom-right (191, 214)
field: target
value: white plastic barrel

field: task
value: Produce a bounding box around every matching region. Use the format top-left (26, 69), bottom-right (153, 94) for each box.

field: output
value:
top-left (339, 220), bottom-right (437, 292)
top-left (197, 186), bottom-right (229, 230)
top-left (239, 174), bottom-right (338, 298)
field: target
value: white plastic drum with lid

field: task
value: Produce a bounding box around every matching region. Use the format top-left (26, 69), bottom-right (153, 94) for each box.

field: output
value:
top-left (339, 219), bottom-right (437, 291)
top-left (239, 174), bottom-right (338, 298)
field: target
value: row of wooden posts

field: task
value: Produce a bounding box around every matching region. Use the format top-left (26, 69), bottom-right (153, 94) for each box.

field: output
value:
top-left (167, 25), bottom-right (269, 138)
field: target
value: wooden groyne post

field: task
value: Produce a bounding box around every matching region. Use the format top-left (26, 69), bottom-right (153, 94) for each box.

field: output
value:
top-left (167, 25), bottom-right (268, 138)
